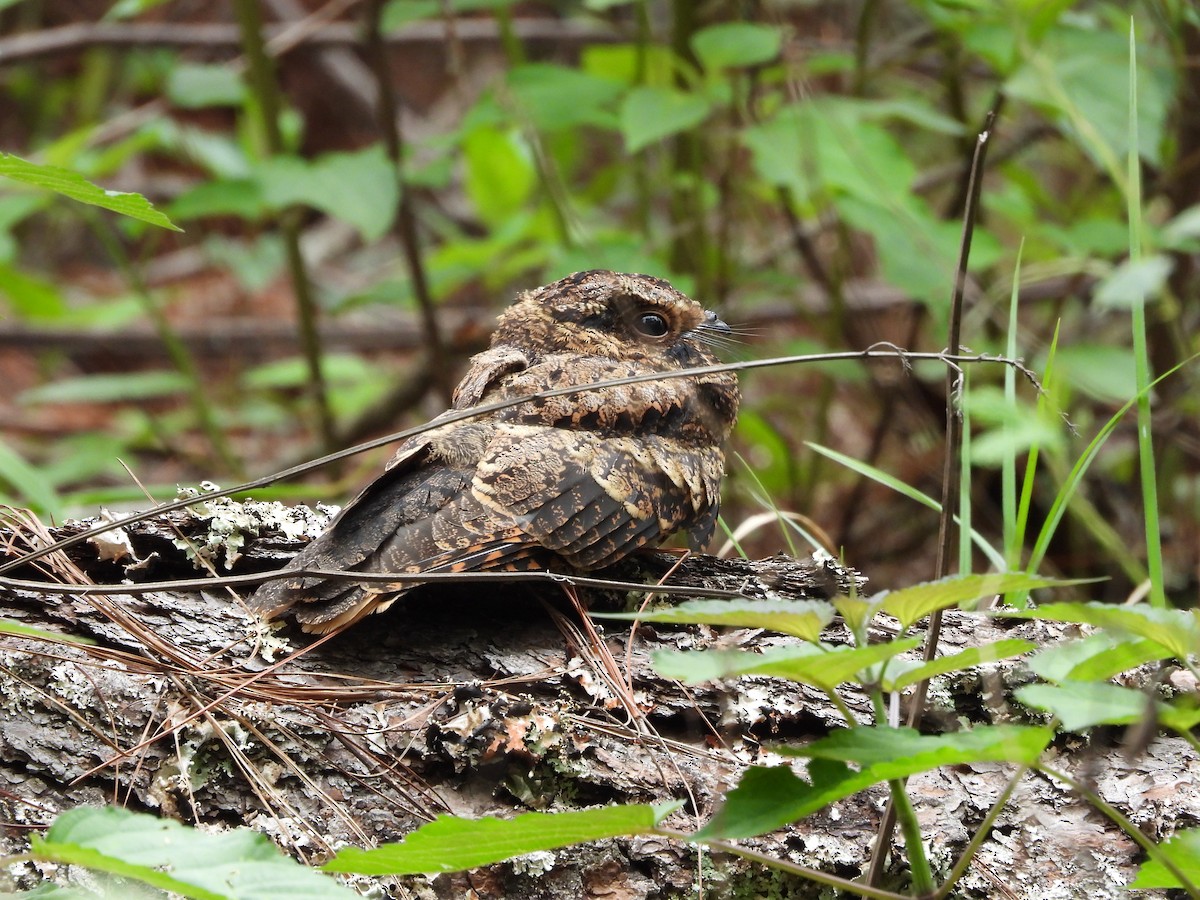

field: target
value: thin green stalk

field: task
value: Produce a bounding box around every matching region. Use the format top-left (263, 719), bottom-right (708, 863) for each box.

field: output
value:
top-left (87, 215), bottom-right (241, 478)
top-left (958, 369), bottom-right (972, 575)
top-left (888, 778), bottom-right (935, 895)
top-left (933, 765), bottom-right (1029, 899)
top-left (1039, 763), bottom-right (1198, 897)
top-left (1126, 22), bottom-right (1166, 608)
top-left (662, 831), bottom-right (909, 900)
top-left (232, 0), bottom-right (335, 457)
top-left (1002, 242), bottom-right (1024, 569)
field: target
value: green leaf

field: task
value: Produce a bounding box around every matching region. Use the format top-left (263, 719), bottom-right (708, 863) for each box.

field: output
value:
top-left (1016, 681), bottom-right (1152, 730)
top-left (0, 439), bottom-right (62, 519)
top-left (20, 371), bottom-right (193, 405)
top-left (463, 126), bottom-right (535, 226)
top-left (1026, 632), bottom-right (1171, 683)
top-left (652, 638), bottom-right (921, 691)
top-left (1131, 828), bottom-right (1200, 889)
top-left (0, 264), bottom-right (68, 319)
top-left (256, 145), bottom-right (398, 241)
top-left (620, 86), bottom-right (711, 153)
top-left (700, 725), bottom-right (1052, 839)
top-left (503, 64), bottom-right (623, 132)
top-left (170, 179), bottom-right (266, 222)
top-left (882, 639), bottom-right (1035, 691)
top-left (782, 724), bottom-right (1053, 771)
top-left (1002, 602), bottom-right (1200, 660)
top-left (691, 23), bottom-right (782, 69)
top-left (0, 153), bottom-right (180, 231)
top-left (326, 803), bottom-right (678, 875)
top-left (878, 573), bottom-right (1091, 630)
top-left (595, 599), bottom-right (835, 642)
top-left (1093, 255), bottom-right (1173, 309)
top-left (34, 806), bottom-right (357, 899)
top-left (167, 63), bottom-right (247, 109)
top-left (1017, 681), bottom-right (1200, 734)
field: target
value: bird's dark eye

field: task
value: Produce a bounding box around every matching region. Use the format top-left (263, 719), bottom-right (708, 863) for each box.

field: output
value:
top-left (634, 310), bottom-right (670, 338)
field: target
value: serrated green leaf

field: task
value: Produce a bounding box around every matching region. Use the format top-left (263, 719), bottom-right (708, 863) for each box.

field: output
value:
top-left (780, 724), bottom-right (1053, 771)
top-left (1026, 632), bottom-right (1170, 683)
top-left (652, 637), bottom-right (921, 690)
top-left (35, 806), bottom-right (357, 900)
top-left (691, 23), bottom-right (782, 70)
top-left (697, 760), bottom-right (866, 840)
top-left (882, 639), bottom-right (1035, 691)
top-left (1003, 602), bottom-right (1200, 660)
top-left (1015, 681), bottom-right (1152, 730)
top-left (595, 599), bottom-right (835, 642)
top-left (1017, 681), bottom-right (1200, 734)
top-left (0, 153), bottom-right (180, 231)
top-left (699, 724), bottom-right (1051, 840)
top-left (1131, 828), bottom-right (1200, 889)
top-left (326, 803), bottom-right (678, 875)
top-left (878, 573), bottom-right (1092, 629)
top-left (620, 86), bottom-right (711, 153)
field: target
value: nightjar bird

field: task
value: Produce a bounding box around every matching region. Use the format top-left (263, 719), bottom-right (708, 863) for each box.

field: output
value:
top-left (251, 270), bottom-right (740, 633)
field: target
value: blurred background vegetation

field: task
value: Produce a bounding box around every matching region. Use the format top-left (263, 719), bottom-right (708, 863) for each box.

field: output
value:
top-left (0, 0), bottom-right (1195, 601)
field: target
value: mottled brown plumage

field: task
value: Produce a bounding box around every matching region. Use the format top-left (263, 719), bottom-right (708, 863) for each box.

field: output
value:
top-left (251, 270), bottom-right (740, 633)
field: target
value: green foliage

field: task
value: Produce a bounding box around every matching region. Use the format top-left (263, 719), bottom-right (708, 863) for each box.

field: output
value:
top-left (325, 803), bottom-right (679, 876)
top-left (0, 153), bottom-right (179, 230)
top-left (24, 806), bottom-right (356, 899)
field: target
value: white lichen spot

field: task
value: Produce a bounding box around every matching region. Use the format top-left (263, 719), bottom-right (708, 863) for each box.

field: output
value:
top-left (510, 850), bottom-right (556, 876)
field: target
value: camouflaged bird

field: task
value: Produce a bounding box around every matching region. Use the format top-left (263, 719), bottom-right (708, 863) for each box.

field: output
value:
top-left (251, 270), bottom-right (740, 633)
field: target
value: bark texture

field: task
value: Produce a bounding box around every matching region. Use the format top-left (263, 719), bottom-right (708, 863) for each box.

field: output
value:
top-left (0, 500), bottom-right (1194, 899)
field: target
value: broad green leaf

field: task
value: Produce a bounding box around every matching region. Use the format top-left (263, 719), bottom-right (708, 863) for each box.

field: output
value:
top-left (504, 64), bottom-right (623, 132)
top-left (0, 153), bottom-right (180, 231)
top-left (1017, 681), bottom-right (1200, 733)
top-left (463, 126), bottom-right (535, 226)
top-left (243, 355), bottom-right (372, 390)
top-left (699, 725), bottom-right (1051, 839)
top-left (1003, 602), bottom-right (1200, 660)
top-left (35, 806), bottom-right (357, 899)
top-left (326, 803), bottom-right (678, 875)
top-left (20, 371), bottom-right (193, 405)
top-left (1016, 681), bottom-right (1152, 731)
top-left (652, 637), bottom-right (921, 690)
top-left (256, 145), bottom-right (398, 241)
top-left (742, 100), bottom-right (917, 206)
top-left (878, 573), bottom-right (1090, 629)
top-left (882, 639), bottom-right (1035, 691)
top-left (691, 23), bottom-right (782, 69)
top-left (1055, 343), bottom-right (1138, 403)
top-left (1093, 255), bottom-right (1173, 309)
top-left (779, 724), bottom-right (1053, 772)
top-left (594, 599), bottom-right (835, 642)
top-left (170, 179), bottom-right (266, 222)
top-left (1027, 632), bottom-right (1170, 683)
top-left (1131, 828), bottom-right (1200, 890)
top-left (697, 760), bottom-right (868, 840)
top-left (620, 86), bottom-right (711, 153)
top-left (167, 63), bottom-right (246, 109)
top-left (0, 264), bottom-right (68, 319)
top-left (0, 439), bottom-right (62, 519)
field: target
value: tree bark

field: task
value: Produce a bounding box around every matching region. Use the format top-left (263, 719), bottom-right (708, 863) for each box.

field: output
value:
top-left (0, 501), bottom-right (1193, 898)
